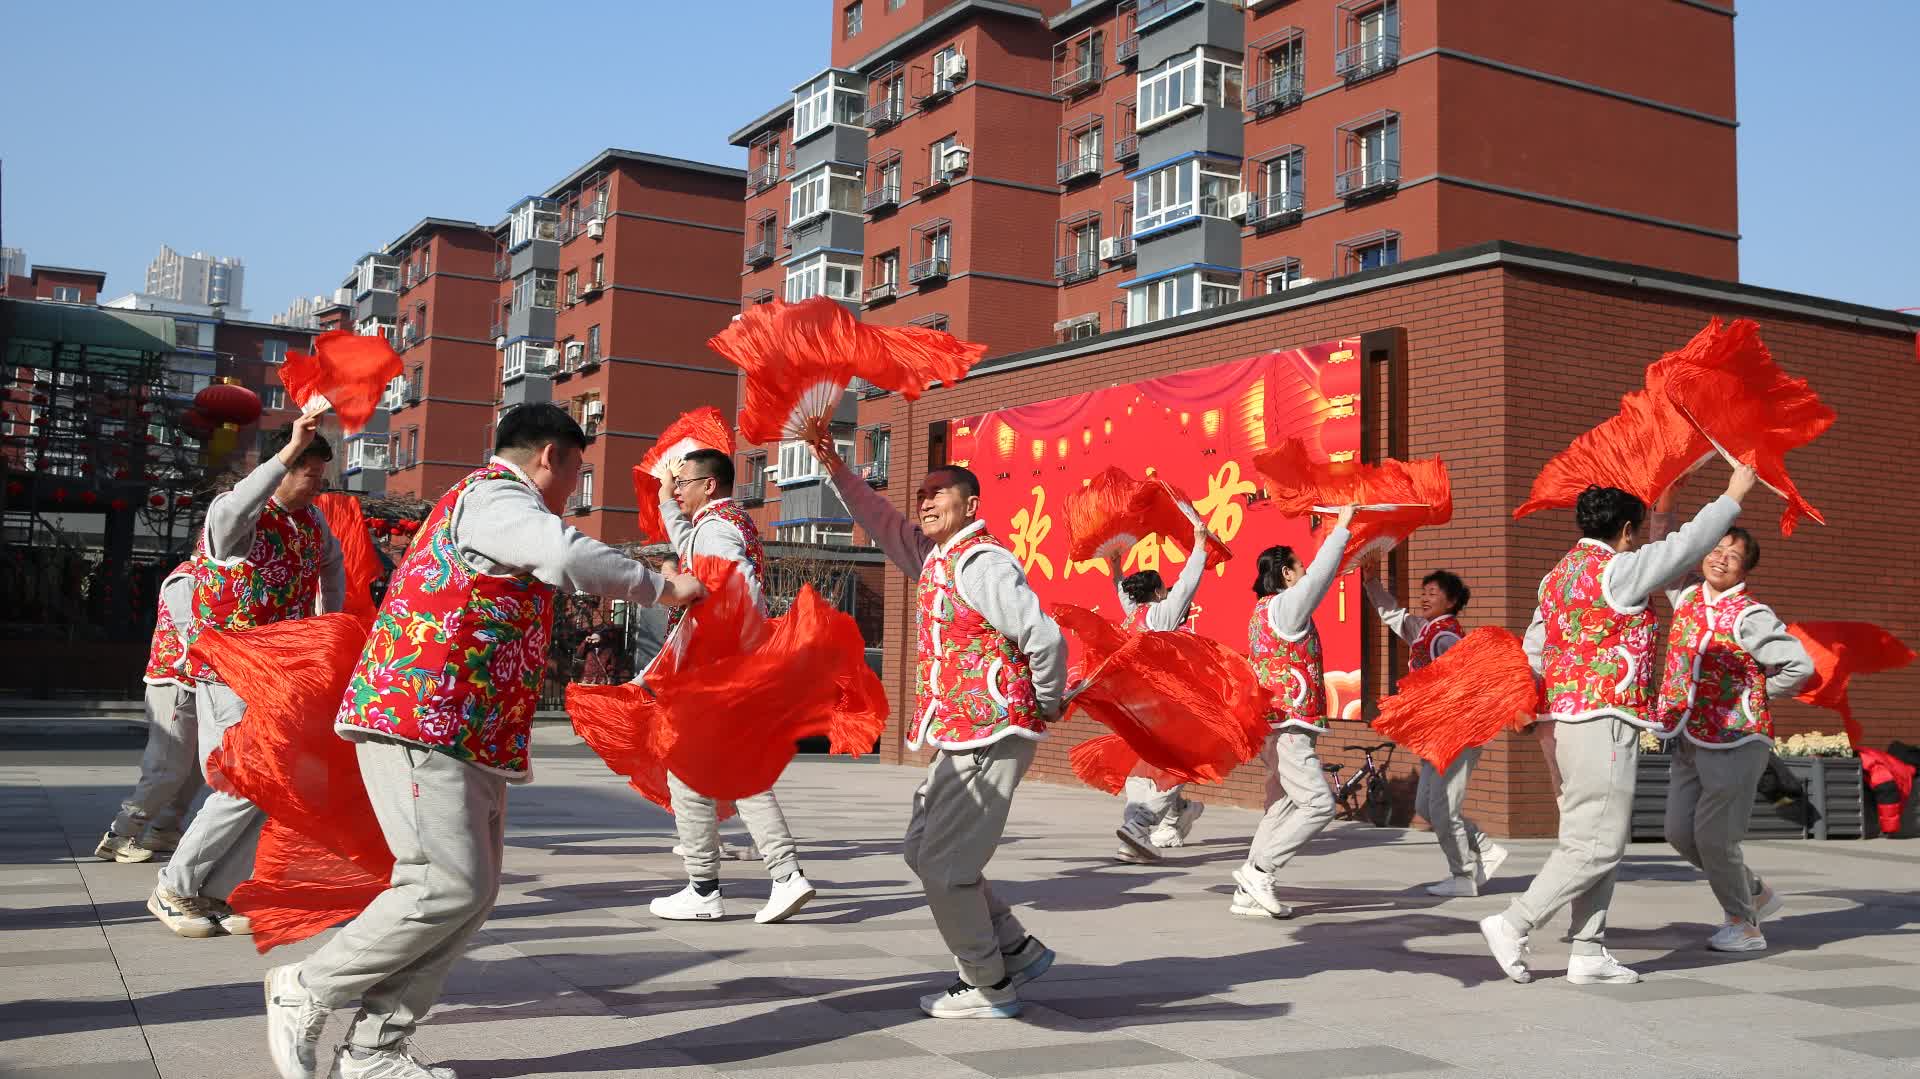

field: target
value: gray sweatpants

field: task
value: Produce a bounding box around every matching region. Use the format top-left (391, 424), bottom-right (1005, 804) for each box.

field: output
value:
top-left (667, 772), bottom-right (800, 881)
top-left (905, 736), bottom-right (1037, 988)
top-left (1120, 776), bottom-right (1188, 834)
top-left (113, 683), bottom-right (203, 840)
top-left (1504, 717), bottom-right (1639, 955)
top-left (1247, 729), bottom-right (1337, 875)
top-left (158, 681), bottom-right (262, 899)
top-left (1417, 749), bottom-right (1490, 879)
top-left (1663, 737), bottom-right (1769, 924)
top-left (301, 739), bottom-right (508, 1051)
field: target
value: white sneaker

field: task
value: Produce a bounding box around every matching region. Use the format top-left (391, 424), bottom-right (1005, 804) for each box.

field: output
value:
top-left (264, 964), bottom-right (331, 1079)
top-left (331, 1042), bottom-right (456, 1079)
top-left (1478, 913), bottom-right (1533, 984)
top-left (1754, 884), bottom-right (1783, 923)
top-left (96, 830), bottom-right (156, 864)
top-left (1475, 842), bottom-right (1510, 886)
top-left (649, 882), bottom-right (724, 921)
top-left (756, 872), bottom-right (815, 924)
top-left (1425, 875), bottom-right (1479, 898)
top-left (1230, 864), bottom-right (1291, 917)
top-left (1003, 935), bottom-right (1056, 988)
top-left (919, 977), bottom-right (1021, 1019)
top-left (1708, 921), bottom-right (1767, 953)
top-left (149, 885), bottom-right (221, 938)
top-left (1228, 886), bottom-right (1292, 919)
top-left (1566, 950), bottom-right (1641, 985)
top-left (1151, 801), bottom-right (1205, 848)
top-left (1115, 821), bottom-right (1161, 862)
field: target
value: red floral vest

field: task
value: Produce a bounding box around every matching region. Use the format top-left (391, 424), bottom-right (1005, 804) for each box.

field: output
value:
top-left (1248, 594), bottom-right (1327, 732)
top-left (1409, 613), bottom-right (1463, 672)
top-left (1656, 585), bottom-right (1773, 745)
top-left (1121, 599), bottom-right (1197, 636)
top-left (667, 499), bottom-right (767, 635)
top-left (913, 525), bottom-right (1045, 750)
top-left (335, 464), bottom-right (558, 779)
top-left (186, 500), bottom-right (327, 681)
top-left (142, 562), bottom-right (196, 688)
top-left (1538, 542), bottom-right (1659, 726)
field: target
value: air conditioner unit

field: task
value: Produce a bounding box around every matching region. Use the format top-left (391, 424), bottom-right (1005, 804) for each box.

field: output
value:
top-left (1227, 192), bottom-right (1251, 220)
top-left (1099, 237), bottom-right (1121, 261)
top-left (1292, 276), bottom-right (1315, 287)
top-left (564, 341), bottom-right (585, 363)
top-left (942, 146), bottom-right (971, 174)
top-left (586, 218), bottom-right (605, 239)
top-left (584, 400), bottom-right (604, 419)
top-left (531, 347), bottom-right (558, 374)
top-left (943, 52), bottom-right (967, 80)
top-left (494, 335), bottom-right (506, 350)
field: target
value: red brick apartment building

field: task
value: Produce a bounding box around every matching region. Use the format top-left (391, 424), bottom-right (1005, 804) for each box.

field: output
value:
top-left (330, 150), bottom-right (745, 542)
top-left (720, 0), bottom-right (1918, 834)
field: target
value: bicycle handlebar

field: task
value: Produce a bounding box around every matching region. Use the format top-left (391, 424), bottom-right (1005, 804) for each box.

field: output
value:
top-left (1341, 742), bottom-right (1395, 754)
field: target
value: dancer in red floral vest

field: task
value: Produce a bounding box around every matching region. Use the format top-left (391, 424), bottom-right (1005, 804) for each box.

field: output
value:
top-left (1235, 507), bottom-right (1353, 920)
top-left (98, 562), bottom-right (204, 864)
top-left (263, 404), bottom-right (703, 1079)
top-left (1361, 564), bottom-right (1511, 897)
top-left (1104, 507), bottom-right (1213, 863)
top-left (151, 416), bottom-right (343, 939)
top-left (823, 438), bottom-right (1066, 1020)
top-left (1480, 463), bottom-right (1756, 987)
top-left (647, 446), bottom-right (817, 926)
top-left (1652, 514), bottom-right (1811, 954)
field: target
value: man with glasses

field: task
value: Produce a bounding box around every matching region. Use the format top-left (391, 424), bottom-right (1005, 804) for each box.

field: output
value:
top-left (647, 448), bottom-right (816, 925)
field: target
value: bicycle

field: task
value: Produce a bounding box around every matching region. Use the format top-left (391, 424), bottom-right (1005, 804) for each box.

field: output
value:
top-left (1322, 741), bottom-right (1398, 827)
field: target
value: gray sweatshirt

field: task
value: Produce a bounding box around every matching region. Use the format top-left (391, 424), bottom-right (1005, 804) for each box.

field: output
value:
top-left (658, 487), bottom-right (765, 614)
top-left (201, 456), bottom-right (346, 614)
top-left (1265, 527), bottom-right (1350, 640)
top-left (1117, 533), bottom-right (1209, 632)
top-left (1650, 511), bottom-right (1814, 705)
top-left (1363, 577), bottom-right (1461, 660)
top-left (453, 457), bottom-right (665, 603)
top-left (1522, 495), bottom-right (1742, 676)
top-left (830, 465), bottom-right (1066, 723)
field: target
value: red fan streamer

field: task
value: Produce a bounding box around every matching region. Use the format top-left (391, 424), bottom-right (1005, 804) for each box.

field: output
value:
top-left (1662, 319), bottom-right (1834, 535)
top-left (1251, 439), bottom-right (1453, 570)
top-left (314, 493), bottom-right (383, 619)
top-left (1064, 466), bottom-right (1233, 565)
top-left (632, 406), bottom-right (735, 544)
top-left (1053, 603), bottom-right (1270, 793)
top-left (711, 297), bottom-right (987, 447)
top-left (1371, 626), bottom-right (1538, 772)
top-left (1787, 621), bottom-right (1917, 747)
top-left (279, 330), bottom-right (403, 434)
top-left (191, 614), bottom-right (389, 952)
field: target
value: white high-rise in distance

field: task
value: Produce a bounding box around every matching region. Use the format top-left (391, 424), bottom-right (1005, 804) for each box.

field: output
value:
top-left (145, 245), bottom-right (245, 308)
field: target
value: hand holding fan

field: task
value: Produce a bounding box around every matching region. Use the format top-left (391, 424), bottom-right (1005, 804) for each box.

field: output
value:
top-left (1064, 466), bottom-right (1233, 566)
top-left (279, 330), bottom-right (403, 434)
top-left (1251, 439), bottom-right (1453, 571)
top-left (632, 407), bottom-right (735, 543)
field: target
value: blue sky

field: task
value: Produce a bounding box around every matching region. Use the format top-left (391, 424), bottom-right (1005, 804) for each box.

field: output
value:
top-left (3, 2), bottom-right (1915, 318)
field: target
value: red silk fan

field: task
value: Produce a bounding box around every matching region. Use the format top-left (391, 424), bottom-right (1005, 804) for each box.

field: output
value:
top-left (711, 297), bottom-right (986, 447)
top-left (1064, 466), bottom-right (1233, 565)
top-left (1662, 319), bottom-right (1835, 535)
top-left (632, 407), bottom-right (735, 544)
top-left (1371, 627), bottom-right (1538, 772)
top-left (1053, 602), bottom-right (1270, 793)
top-left (1251, 439), bottom-right (1453, 571)
top-left (314, 493), bottom-right (383, 619)
top-left (1787, 621), bottom-right (1917, 748)
top-left (279, 330), bottom-right (403, 434)
top-left (191, 613), bottom-right (388, 952)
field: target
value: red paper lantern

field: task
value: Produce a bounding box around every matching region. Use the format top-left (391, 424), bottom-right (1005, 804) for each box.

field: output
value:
top-left (5, 481), bottom-right (22, 498)
top-left (148, 494), bottom-right (165, 508)
top-left (80, 490), bottom-right (98, 506)
top-left (180, 410), bottom-right (213, 441)
top-left (175, 494), bottom-right (193, 508)
top-left (110, 498), bottom-right (127, 512)
top-left (194, 383), bottom-right (263, 428)
top-left (52, 488), bottom-right (66, 503)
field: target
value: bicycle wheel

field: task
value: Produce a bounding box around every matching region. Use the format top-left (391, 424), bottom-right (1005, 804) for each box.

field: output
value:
top-left (1364, 773), bottom-right (1393, 827)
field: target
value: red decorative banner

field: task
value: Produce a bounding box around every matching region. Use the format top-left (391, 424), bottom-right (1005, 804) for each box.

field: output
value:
top-left (946, 338), bottom-right (1366, 720)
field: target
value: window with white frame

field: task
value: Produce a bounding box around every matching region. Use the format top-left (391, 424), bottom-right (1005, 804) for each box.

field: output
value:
top-left (50, 286), bottom-right (83, 304)
top-left (924, 226), bottom-right (951, 263)
top-left (794, 71), bottom-right (866, 141)
top-left (587, 324), bottom-right (602, 362)
top-left (1126, 269), bottom-right (1240, 325)
top-left (932, 45), bottom-right (963, 91)
top-left (777, 437), bottom-right (855, 484)
top-left (1200, 271), bottom-right (1240, 309)
top-left (790, 164), bottom-right (864, 224)
top-left (508, 199), bottom-right (559, 249)
top-left (574, 468), bottom-right (594, 511)
top-left (1136, 47), bottom-right (1241, 131)
top-left (930, 134), bottom-right (962, 181)
top-left (784, 253), bottom-right (864, 303)
top-left (512, 271), bottom-right (557, 312)
top-left (502, 339), bottom-right (554, 382)
top-left (1258, 148), bottom-right (1305, 215)
top-left (264, 387), bottom-right (288, 411)
top-left (261, 339), bottom-right (289, 365)
top-left (844, 1), bottom-right (862, 37)
top-left (1070, 123), bottom-right (1103, 173)
top-left (1261, 259), bottom-right (1304, 293)
top-left (873, 250), bottom-right (899, 286)
top-left (1132, 158), bottom-right (1238, 233)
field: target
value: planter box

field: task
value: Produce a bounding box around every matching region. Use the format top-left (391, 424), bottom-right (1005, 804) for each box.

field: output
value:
top-left (1631, 753), bottom-right (1863, 841)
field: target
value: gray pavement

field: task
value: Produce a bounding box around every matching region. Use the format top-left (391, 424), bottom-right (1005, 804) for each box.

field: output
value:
top-left (2, 725), bottom-right (1918, 1079)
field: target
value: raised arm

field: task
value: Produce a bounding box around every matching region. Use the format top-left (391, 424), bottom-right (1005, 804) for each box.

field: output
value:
top-left (456, 479), bottom-right (667, 604)
top-left (1737, 605), bottom-right (1816, 699)
top-left (828, 464), bottom-right (933, 577)
top-left (657, 472), bottom-right (696, 555)
top-left (1361, 574), bottom-right (1424, 645)
top-left (1147, 530), bottom-right (1210, 632)
top-left (1606, 466), bottom-right (1753, 610)
top-left (1270, 513), bottom-right (1353, 638)
top-left (958, 549), bottom-right (1066, 719)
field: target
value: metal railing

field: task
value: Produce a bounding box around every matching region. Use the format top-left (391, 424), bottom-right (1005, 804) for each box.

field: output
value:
top-left (1115, 35), bottom-right (1138, 64)
top-left (1114, 134), bottom-right (1139, 161)
top-left (744, 288), bottom-right (774, 305)
top-left (746, 161), bottom-right (780, 193)
top-left (1052, 60), bottom-right (1102, 97)
top-left (1250, 188), bottom-right (1305, 225)
top-left (1104, 236), bottom-right (1135, 261)
top-left (745, 238), bottom-right (775, 266)
top-left (1335, 36), bottom-right (1400, 82)
top-left (736, 476), bottom-right (766, 503)
top-left (1335, 159), bottom-right (1400, 199)
top-left (1055, 251), bottom-right (1099, 283)
top-left (864, 98), bottom-right (904, 129)
top-left (863, 183), bottom-right (900, 213)
top-left (1246, 68), bottom-right (1305, 114)
top-left (863, 281), bottom-right (898, 304)
top-left (1057, 153), bottom-right (1102, 184)
top-left (1137, 0), bottom-right (1200, 30)
top-left (907, 257), bottom-right (950, 284)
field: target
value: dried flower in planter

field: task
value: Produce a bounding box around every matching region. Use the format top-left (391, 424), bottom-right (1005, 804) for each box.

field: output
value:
top-left (1776, 730), bottom-right (1854, 758)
